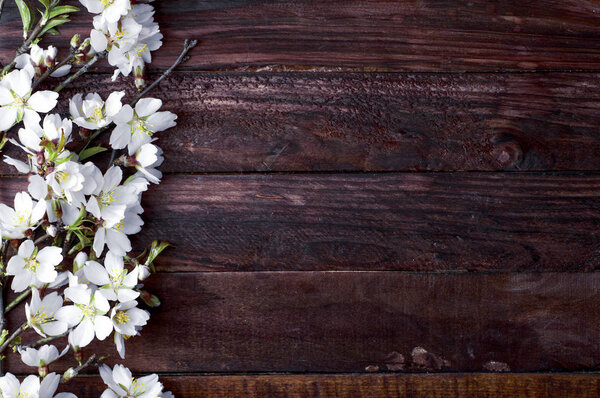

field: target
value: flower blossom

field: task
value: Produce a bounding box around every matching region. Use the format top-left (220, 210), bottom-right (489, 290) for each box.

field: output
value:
top-left (0, 69), bottom-right (58, 131)
top-left (69, 92), bottom-right (125, 130)
top-left (26, 290), bottom-right (69, 337)
top-left (6, 240), bottom-right (63, 292)
top-left (110, 98), bottom-right (176, 154)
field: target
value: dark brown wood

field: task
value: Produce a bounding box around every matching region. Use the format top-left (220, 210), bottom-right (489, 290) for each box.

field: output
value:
top-left (3, 72), bottom-right (599, 174)
top-left (2, 173), bottom-right (600, 272)
top-left (5, 272), bottom-right (600, 373)
top-left (4, 1), bottom-right (600, 71)
top-left (60, 374), bottom-right (600, 398)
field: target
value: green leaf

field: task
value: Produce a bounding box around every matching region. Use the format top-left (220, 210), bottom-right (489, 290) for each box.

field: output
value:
top-left (39, 15), bottom-right (70, 36)
top-left (47, 4), bottom-right (78, 19)
top-left (14, 0), bottom-right (33, 38)
top-left (145, 240), bottom-right (172, 269)
top-left (38, 0), bottom-right (50, 9)
top-left (78, 146), bottom-right (107, 161)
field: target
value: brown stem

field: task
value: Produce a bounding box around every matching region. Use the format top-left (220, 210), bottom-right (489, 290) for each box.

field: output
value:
top-left (78, 39), bottom-right (198, 152)
top-left (32, 52), bottom-right (75, 90)
top-left (54, 51), bottom-right (106, 93)
top-left (20, 331), bottom-right (67, 349)
top-left (0, 322), bottom-right (27, 354)
top-left (0, 0), bottom-right (6, 24)
top-left (5, 289), bottom-right (31, 313)
top-left (62, 354), bottom-right (98, 383)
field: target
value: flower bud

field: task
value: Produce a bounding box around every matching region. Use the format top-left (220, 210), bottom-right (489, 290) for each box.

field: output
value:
top-left (73, 252), bottom-right (88, 273)
top-left (45, 46), bottom-right (57, 68)
top-left (134, 63), bottom-right (146, 91)
top-left (38, 365), bottom-right (49, 378)
top-left (45, 224), bottom-right (58, 237)
top-left (140, 290), bottom-right (161, 307)
top-left (70, 34), bottom-right (81, 49)
top-left (137, 264), bottom-right (151, 281)
top-left (63, 367), bottom-right (76, 382)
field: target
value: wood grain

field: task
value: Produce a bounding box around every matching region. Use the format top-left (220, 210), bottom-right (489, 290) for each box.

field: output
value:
top-left (2, 72), bottom-right (600, 174)
top-left (5, 272), bottom-right (600, 373)
top-left (2, 173), bottom-right (600, 272)
top-left (60, 374), bottom-right (600, 398)
top-left (3, 1), bottom-right (600, 71)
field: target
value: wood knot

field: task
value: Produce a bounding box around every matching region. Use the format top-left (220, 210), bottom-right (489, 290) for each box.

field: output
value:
top-left (490, 134), bottom-right (524, 169)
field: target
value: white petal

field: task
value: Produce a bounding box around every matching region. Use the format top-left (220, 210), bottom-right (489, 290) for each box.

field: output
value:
top-left (135, 98), bottom-right (162, 117)
top-left (28, 90), bottom-right (59, 113)
top-left (94, 315), bottom-right (113, 340)
top-left (0, 107), bottom-right (18, 131)
top-left (84, 260), bottom-right (111, 286)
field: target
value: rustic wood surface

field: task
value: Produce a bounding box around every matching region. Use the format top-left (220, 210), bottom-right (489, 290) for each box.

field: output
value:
top-left (55, 374), bottom-right (600, 398)
top-left (2, 173), bottom-right (600, 272)
top-left (1, 0), bottom-right (600, 396)
top-left (3, 1), bottom-right (600, 71)
top-left (2, 72), bottom-right (600, 174)
top-left (5, 272), bottom-right (600, 374)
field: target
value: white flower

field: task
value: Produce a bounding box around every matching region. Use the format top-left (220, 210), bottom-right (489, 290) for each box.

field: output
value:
top-left (111, 300), bottom-right (149, 358)
top-left (84, 252), bottom-right (139, 302)
top-left (46, 161), bottom-right (86, 205)
top-left (19, 345), bottom-right (69, 368)
top-left (99, 364), bottom-right (163, 398)
top-left (109, 4), bottom-right (163, 81)
top-left (90, 15), bottom-right (141, 58)
top-left (130, 143), bottom-right (163, 184)
top-left (86, 166), bottom-right (138, 229)
top-left (26, 290), bottom-right (69, 337)
top-left (93, 206), bottom-right (143, 256)
top-left (110, 98), bottom-right (176, 154)
top-left (0, 192), bottom-right (46, 238)
top-left (0, 373), bottom-right (40, 398)
top-left (80, 0), bottom-right (131, 23)
top-left (6, 240), bottom-right (62, 292)
top-left (69, 92), bottom-right (124, 130)
top-left (15, 44), bottom-right (71, 78)
top-left (40, 372), bottom-right (78, 398)
top-left (0, 69), bottom-right (58, 131)
top-left (55, 284), bottom-right (112, 348)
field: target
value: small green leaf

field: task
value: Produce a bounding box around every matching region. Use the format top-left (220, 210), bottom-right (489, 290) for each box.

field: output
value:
top-left (38, 0), bottom-right (50, 9)
top-left (47, 4), bottom-right (79, 19)
top-left (39, 15), bottom-right (70, 36)
top-left (79, 146), bottom-right (107, 161)
top-left (14, 0), bottom-right (33, 38)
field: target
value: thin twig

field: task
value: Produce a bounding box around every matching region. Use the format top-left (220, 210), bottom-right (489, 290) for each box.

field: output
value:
top-left (78, 39), bottom-right (198, 153)
top-left (54, 51), bottom-right (106, 92)
top-left (20, 331), bottom-right (67, 349)
top-left (32, 52), bottom-right (75, 90)
top-left (5, 289), bottom-right (31, 313)
top-left (0, 0), bottom-right (6, 24)
top-left (33, 233), bottom-right (51, 245)
top-left (62, 354), bottom-right (98, 383)
top-left (131, 39), bottom-right (198, 106)
top-left (1, 13), bottom-right (49, 75)
top-left (0, 322), bottom-right (27, 354)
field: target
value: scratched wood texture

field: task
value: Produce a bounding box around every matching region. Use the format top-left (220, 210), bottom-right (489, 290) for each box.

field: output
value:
top-left (2, 72), bottom-right (600, 174)
top-left (2, 0), bottom-right (600, 396)
top-left (59, 374), bottom-right (600, 398)
top-left (5, 272), bottom-right (600, 374)
top-left (3, 174), bottom-right (600, 272)
top-left (3, 0), bottom-right (600, 71)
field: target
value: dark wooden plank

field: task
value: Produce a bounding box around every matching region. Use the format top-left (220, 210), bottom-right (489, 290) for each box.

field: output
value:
top-left (3, 72), bottom-right (600, 174)
top-left (5, 272), bottom-right (600, 373)
top-left (2, 173), bottom-right (600, 272)
top-left (3, 1), bottom-right (600, 71)
top-left (61, 374), bottom-right (600, 398)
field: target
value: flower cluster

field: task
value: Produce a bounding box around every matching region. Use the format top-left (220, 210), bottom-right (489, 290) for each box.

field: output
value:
top-left (0, 0), bottom-right (188, 396)
top-left (84, 0), bottom-right (163, 86)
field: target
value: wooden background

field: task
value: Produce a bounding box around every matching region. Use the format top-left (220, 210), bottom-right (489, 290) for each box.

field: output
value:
top-left (2, 0), bottom-right (600, 396)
